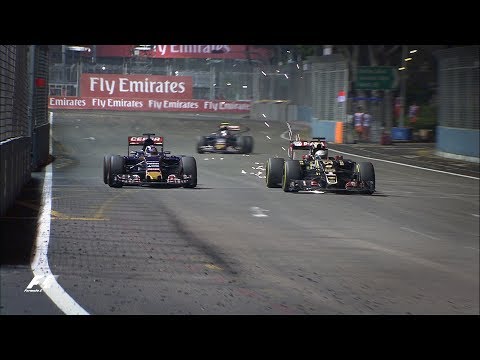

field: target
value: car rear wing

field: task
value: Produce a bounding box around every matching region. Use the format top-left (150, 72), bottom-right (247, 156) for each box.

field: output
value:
top-left (289, 140), bottom-right (312, 150)
top-left (227, 125), bottom-right (240, 131)
top-left (289, 138), bottom-right (327, 149)
top-left (311, 137), bottom-right (327, 149)
top-left (128, 136), bottom-right (164, 146)
top-left (288, 138), bottom-right (327, 159)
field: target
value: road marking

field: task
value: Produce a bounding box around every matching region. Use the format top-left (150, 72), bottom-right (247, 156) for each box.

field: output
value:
top-left (280, 131), bottom-right (477, 180)
top-left (328, 146), bottom-right (479, 180)
top-left (281, 130), bottom-right (291, 140)
top-left (250, 206), bottom-right (269, 217)
top-left (351, 237), bottom-right (475, 281)
top-left (205, 264), bottom-right (223, 271)
top-left (400, 226), bottom-right (440, 241)
top-left (94, 192), bottom-right (127, 219)
top-left (472, 214), bottom-right (480, 218)
top-left (31, 163), bottom-right (89, 315)
top-left (52, 217), bottom-right (108, 221)
top-left (31, 115), bottom-right (89, 315)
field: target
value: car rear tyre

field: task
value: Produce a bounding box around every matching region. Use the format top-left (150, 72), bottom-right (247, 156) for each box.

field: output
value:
top-left (197, 136), bottom-right (207, 154)
top-left (236, 136), bottom-right (248, 153)
top-left (266, 157), bottom-right (284, 188)
top-left (243, 135), bottom-right (254, 154)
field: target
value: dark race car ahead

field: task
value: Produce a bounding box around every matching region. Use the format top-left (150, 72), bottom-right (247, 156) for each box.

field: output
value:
top-left (103, 133), bottom-right (197, 188)
top-left (265, 137), bottom-right (375, 194)
top-left (197, 122), bottom-right (254, 154)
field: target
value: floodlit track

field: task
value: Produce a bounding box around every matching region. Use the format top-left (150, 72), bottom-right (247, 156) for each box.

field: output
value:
top-left (3, 111), bottom-right (479, 315)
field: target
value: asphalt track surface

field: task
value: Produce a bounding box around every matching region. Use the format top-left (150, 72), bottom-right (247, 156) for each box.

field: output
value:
top-left (1, 111), bottom-right (478, 315)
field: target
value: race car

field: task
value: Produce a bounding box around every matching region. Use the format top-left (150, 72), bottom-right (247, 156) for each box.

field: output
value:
top-left (103, 133), bottom-right (197, 188)
top-left (197, 122), bottom-right (254, 154)
top-left (265, 137), bottom-right (375, 194)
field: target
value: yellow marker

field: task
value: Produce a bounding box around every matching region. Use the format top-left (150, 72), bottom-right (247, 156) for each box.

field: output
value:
top-left (205, 264), bottom-right (223, 271)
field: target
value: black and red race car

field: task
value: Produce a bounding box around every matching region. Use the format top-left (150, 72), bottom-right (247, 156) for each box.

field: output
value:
top-left (265, 137), bottom-right (375, 194)
top-left (103, 133), bottom-right (197, 188)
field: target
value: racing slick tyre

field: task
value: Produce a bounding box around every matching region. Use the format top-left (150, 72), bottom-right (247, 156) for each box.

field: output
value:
top-left (357, 162), bottom-right (375, 194)
top-left (236, 136), bottom-right (248, 154)
top-left (266, 157), bottom-right (285, 188)
top-left (103, 154), bottom-right (113, 184)
top-left (197, 136), bottom-right (207, 154)
top-left (181, 156), bottom-right (197, 188)
top-left (108, 155), bottom-right (125, 188)
top-left (282, 160), bottom-right (302, 192)
top-left (243, 135), bottom-right (254, 154)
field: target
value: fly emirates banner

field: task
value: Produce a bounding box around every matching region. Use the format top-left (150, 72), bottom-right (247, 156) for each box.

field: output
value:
top-left (48, 74), bottom-right (251, 113)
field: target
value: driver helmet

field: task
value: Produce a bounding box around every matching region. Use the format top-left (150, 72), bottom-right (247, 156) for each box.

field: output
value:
top-left (219, 122), bottom-right (229, 130)
top-left (315, 149), bottom-right (328, 160)
top-left (145, 145), bottom-right (158, 156)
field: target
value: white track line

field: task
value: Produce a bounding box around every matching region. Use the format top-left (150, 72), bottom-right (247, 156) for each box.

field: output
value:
top-left (280, 132), bottom-right (478, 180)
top-left (328, 146), bottom-right (479, 180)
top-left (31, 114), bottom-right (89, 315)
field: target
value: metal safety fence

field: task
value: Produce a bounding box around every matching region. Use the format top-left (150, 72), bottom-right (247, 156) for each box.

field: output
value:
top-left (435, 45), bottom-right (479, 130)
top-left (0, 45), bottom-right (31, 216)
top-left (0, 45), bottom-right (29, 142)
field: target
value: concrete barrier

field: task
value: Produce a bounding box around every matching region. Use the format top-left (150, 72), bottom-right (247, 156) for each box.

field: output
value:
top-left (436, 126), bottom-right (479, 162)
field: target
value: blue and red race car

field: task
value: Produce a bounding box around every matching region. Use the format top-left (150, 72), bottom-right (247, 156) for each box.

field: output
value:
top-left (197, 122), bottom-right (254, 154)
top-left (104, 133), bottom-right (197, 188)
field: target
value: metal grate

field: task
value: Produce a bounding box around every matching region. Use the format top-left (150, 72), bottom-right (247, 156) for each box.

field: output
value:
top-left (310, 55), bottom-right (349, 122)
top-left (0, 45), bottom-right (29, 142)
top-left (435, 46), bottom-right (479, 130)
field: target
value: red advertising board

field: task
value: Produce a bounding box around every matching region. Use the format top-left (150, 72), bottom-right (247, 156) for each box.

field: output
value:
top-left (48, 97), bottom-right (251, 113)
top-left (80, 74), bottom-right (193, 99)
top-left (93, 45), bottom-right (272, 61)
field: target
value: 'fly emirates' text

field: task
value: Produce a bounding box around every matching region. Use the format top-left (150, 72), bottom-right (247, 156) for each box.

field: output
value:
top-left (89, 77), bottom-right (186, 95)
